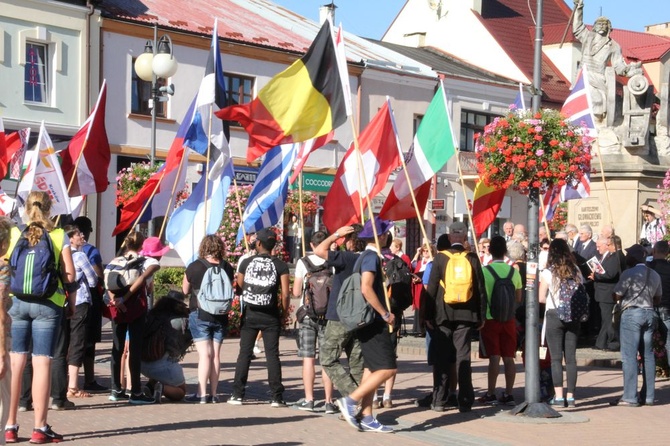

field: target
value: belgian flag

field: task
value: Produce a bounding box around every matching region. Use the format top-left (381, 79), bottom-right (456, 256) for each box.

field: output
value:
top-left (216, 19), bottom-right (348, 162)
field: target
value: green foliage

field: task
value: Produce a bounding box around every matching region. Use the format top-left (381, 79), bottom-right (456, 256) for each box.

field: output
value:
top-left (153, 267), bottom-right (185, 297)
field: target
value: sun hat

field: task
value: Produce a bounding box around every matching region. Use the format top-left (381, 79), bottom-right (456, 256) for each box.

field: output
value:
top-left (358, 217), bottom-right (393, 239)
top-left (140, 236), bottom-right (170, 257)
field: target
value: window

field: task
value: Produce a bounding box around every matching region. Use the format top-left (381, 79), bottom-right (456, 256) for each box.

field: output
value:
top-left (460, 110), bottom-right (496, 152)
top-left (131, 58), bottom-right (166, 118)
top-left (223, 73), bottom-right (254, 107)
top-left (24, 43), bottom-right (48, 104)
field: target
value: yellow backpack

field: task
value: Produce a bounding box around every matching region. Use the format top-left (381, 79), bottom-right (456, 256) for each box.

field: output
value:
top-left (440, 251), bottom-right (473, 304)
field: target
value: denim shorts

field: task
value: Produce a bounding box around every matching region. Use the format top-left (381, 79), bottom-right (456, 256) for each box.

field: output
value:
top-left (9, 297), bottom-right (62, 358)
top-left (189, 311), bottom-right (226, 344)
top-left (141, 354), bottom-right (185, 387)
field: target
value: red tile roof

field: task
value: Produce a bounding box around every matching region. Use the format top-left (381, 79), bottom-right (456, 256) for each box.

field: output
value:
top-left (99, 0), bottom-right (314, 54)
top-left (474, 0), bottom-right (573, 105)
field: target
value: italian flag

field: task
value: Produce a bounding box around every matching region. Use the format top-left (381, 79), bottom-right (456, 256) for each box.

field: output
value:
top-left (379, 84), bottom-right (456, 220)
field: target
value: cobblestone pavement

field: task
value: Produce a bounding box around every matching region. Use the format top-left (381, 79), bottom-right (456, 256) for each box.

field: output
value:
top-left (11, 314), bottom-right (670, 446)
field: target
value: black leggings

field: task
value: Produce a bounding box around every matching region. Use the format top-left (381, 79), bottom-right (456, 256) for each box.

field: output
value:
top-left (545, 310), bottom-right (580, 394)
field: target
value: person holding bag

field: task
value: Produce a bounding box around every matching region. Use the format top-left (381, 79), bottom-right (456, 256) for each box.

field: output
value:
top-left (538, 239), bottom-right (583, 408)
top-left (107, 231), bottom-right (159, 405)
top-left (611, 244), bottom-right (662, 407)
top-left (4, 192), bottom-right (78, 443)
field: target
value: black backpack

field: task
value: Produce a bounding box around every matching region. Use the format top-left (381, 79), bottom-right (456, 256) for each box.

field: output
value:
top-left (486, 265), bottom-right (517, 322)
top-left (383, 255), bottom-right (413, 311)
top-left (301, 256), bottom-right (333, 320)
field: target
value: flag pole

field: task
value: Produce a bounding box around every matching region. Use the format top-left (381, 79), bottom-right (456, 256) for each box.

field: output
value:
top-left (347, 119), bottom-right (366, 224)
top-left (128, 172), bottom-right (166, 234)
top-left (232, 178), bottom-right (249, 251)
top-left (594, 143), bottom-right (614, 226)
top-left (349, 114), bottom-right (393, 332)
top-left (158, 155), bottom-right (187, 240)
top-left (298, 171), bottom-right (306, 258)
top-left (53, 139), bottom-right (89, 227)
top-left (386, 96), bottom-right (431, 253)
top-left (204, 104), bottom-right (214, 232)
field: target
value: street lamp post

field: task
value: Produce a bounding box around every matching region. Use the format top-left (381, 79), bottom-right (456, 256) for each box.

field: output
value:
top-left (133, 24), bottom-right (178, 236)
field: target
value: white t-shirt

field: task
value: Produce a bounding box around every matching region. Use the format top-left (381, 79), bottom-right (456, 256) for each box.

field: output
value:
top-left (294, 254), bottom-right (326, 306)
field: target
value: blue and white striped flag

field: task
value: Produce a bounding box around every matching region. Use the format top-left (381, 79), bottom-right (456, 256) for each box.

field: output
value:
top-left (236, 144), bottom-right (298, 244)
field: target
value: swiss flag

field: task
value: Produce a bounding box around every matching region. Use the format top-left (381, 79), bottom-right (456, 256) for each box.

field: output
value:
top-left (322, 100), bottom-right (401, 232)
top-left (61, 80), bottom-right (111, 197)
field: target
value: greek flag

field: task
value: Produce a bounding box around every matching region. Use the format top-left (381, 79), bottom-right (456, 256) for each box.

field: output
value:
top-left (236, 144), bottom-right (297, 244)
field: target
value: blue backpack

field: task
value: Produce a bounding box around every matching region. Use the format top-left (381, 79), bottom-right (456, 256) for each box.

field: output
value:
top-left (9, 224), bottom-right (59, 300)
top-left (197, 259), bottom-right (234, 316)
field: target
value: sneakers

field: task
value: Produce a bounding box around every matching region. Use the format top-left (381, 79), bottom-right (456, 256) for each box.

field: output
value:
top-left (50, 400), bottom-right (75, 411)
top-left (129, 393), bottom-right (155, 405)
top-left (498, 392), bottom-right (515, 406)
top-left (209, 395), bottom-right (220, 404)
top-left (185, 393), bottom-right (208, 404)
top-left (153, 382), bottom-right (163, 404)
top-left (271, 398), bottom-right (287, 408)
top-left (477, 393), bottom-right (498, 405)
top-left (324, 402), bottom-right (339, 414)
top-left (5, 426), bottom-right (18, 444)
top-left (83, 380), bottom-right (108, 393)
top-left (29, 425), bottom-right (63, 444)
top-left (108, 390), bottom-right (129, 402)
top-left (337, 397), bottom-right (361, 430)
top-left (382, 398), bottom-right (393, 409)
top-left (227, 396), bottom-right (243, 406)
top-left (359, 417), bottom-right (394, 433)
top-left (18, 403), bottom-right (32, 412)
top-left (295, 399), bottom-right (314, 411)
top-left (566, 398), bottom-right (576, 408)
top-left (253, 342), bottom-right (262, 355)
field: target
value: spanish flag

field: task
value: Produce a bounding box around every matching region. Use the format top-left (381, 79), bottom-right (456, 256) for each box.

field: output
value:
top-left (216, 19), bottom-right (348, 162)
top-left (471, 180), bottom-right (506, 239)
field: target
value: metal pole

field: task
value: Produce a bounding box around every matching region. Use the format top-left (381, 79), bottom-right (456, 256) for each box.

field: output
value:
top-left (510, 0), bottom-right (560, 418)
top-left (148, 24), bottom-right (158, 237)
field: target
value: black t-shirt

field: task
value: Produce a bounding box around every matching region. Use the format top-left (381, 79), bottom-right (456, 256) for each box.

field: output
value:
top-left (185, 258), bottom-right (235, 322)
top-left (238, 254), bottom-right (289, 316)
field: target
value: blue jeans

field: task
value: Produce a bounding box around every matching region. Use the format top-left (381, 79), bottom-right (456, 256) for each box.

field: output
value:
top-left (9, 297), bottom-right (62, 357)
top-left (189, 311), bottom-right (226, 344)
top-left (620, 308), bottom-right (657, 404)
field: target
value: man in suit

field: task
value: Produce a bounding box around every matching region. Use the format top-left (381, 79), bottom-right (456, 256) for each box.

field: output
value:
top-left (574, 224), bottom-right (597, 261)
top-left (592, 237), bottom-right (621, 350)
top-left (564, 224), bottom-right (579, 249)
top-left (574, 224), bottom-right (598, 338)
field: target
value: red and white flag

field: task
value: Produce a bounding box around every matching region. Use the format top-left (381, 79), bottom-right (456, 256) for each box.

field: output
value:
top-left (289, 131), bottom-right (334, 184)
top-left (561, 66), bottom-right (597, 138)
top-left (61, 80), bottom-right (110, 197)
top-left (322, 99), bottom-right (401, 232)
top-left (0, 118), bottom-right (30, 180)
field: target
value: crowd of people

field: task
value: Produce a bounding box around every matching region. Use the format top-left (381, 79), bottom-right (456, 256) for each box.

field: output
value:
top-left (0, 192), bottom-right (667, 442)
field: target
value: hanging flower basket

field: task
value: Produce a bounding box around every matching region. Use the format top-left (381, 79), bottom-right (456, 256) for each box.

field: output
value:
top-left (284, 189), bottom-right (319, 216)
top-left (475, 109), bottom-right (592, 195)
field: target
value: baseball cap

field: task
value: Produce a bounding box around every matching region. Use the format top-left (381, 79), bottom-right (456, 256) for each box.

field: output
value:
top-left (625, 244), bottom-right (646, 262)
top-left (255, 228), bottom-right (277, 246)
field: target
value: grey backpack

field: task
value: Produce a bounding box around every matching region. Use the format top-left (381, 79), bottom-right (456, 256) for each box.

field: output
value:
top-left (336, 252), bottom-right (376, 331)
top-left (196, 259), bottom-right (234, 316)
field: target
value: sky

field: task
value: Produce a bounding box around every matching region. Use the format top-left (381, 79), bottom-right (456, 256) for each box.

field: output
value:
top-left (271, 0), bottom-right (667, 40)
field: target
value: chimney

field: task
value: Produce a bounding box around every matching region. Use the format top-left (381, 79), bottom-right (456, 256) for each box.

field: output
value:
top-left (319, 2), bottom-right (337, 24)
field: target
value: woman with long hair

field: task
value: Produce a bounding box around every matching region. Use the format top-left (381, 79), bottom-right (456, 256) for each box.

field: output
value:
top-left (182, 235), bottom-right (235, 403)
top-left (538, 238), bottom-right (584, 408)
top-left (4, 192), bottom-right (77, 443)
top-left (107, 231), bottom-right (159, 405)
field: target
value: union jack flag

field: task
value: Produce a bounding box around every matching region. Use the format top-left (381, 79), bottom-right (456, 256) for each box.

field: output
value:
top-left (561, 65), bottom-right (598, 138)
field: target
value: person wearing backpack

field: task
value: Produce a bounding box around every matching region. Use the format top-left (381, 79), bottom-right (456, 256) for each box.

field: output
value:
top-left (106, 231), bottom-right (159, 406)
top-left (426, 221), bottom-right (486, 413)
top-left (336, 217), bottom-right (397, 433)
top-left (228, 228), bottom-right (290, 407)
top-left (292, 231), bottom-right (336, 413)
top-left (477, 236), bottom-right (522, 407)
top-left (182, 235), bottom-right (235, 403)
top-left (4, 192), bottom-right (79, 444)
top-left (538, 239), bottom-right (585, 408)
